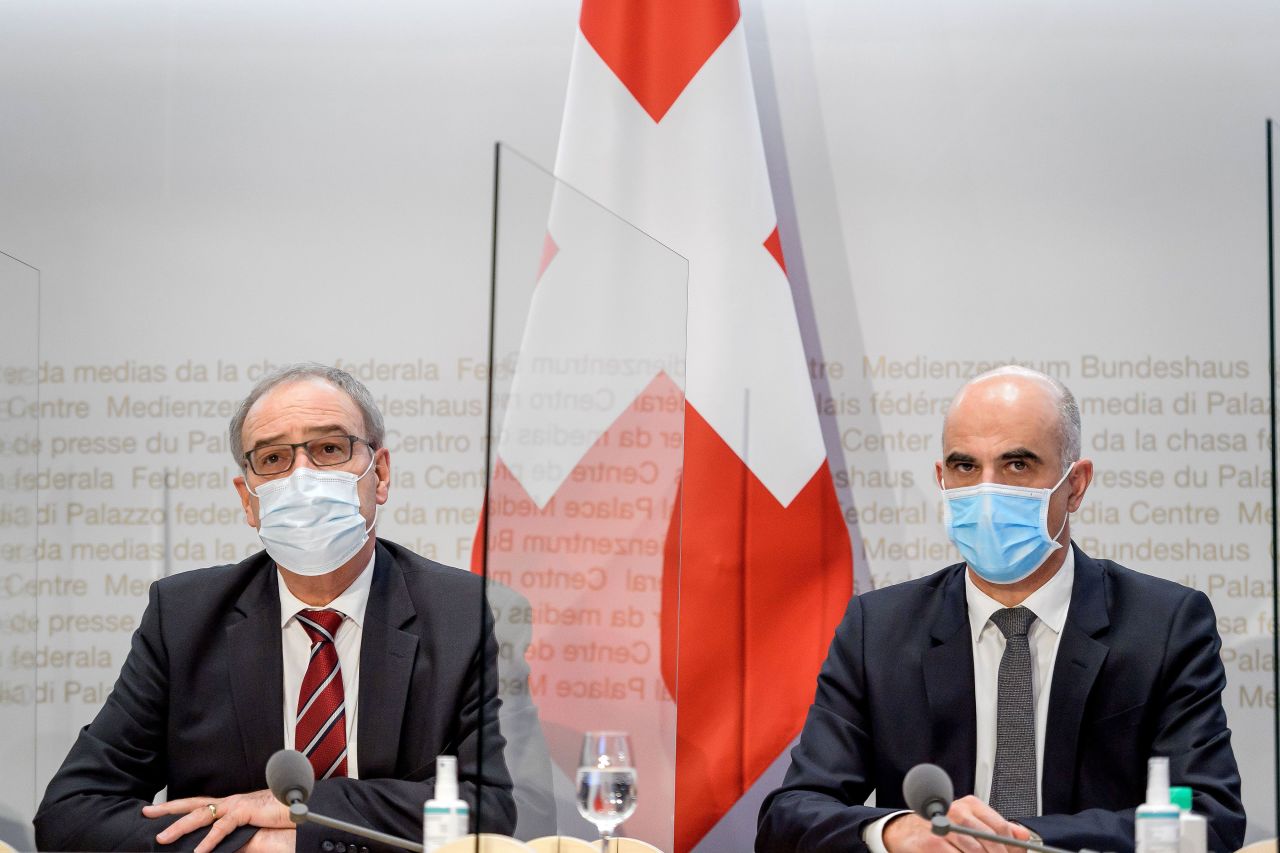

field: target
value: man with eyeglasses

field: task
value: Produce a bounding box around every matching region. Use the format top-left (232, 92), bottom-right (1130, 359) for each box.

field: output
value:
top-left (34, 363), bottom-right (516, 853)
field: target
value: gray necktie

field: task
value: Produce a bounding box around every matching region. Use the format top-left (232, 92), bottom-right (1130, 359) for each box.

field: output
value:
top-left (988, 606), bottom-right (1038, 819)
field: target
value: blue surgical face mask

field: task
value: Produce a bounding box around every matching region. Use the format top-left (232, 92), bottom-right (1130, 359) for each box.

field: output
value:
top-left (247, 455), bottom-right (378, 576)
top-left (940, 463), bottom-right (1075, 585)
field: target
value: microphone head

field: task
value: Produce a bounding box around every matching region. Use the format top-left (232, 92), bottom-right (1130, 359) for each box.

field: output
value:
top-left (903, 763), bottom-right (953, 819)
top-left (266, 749), bottom-right (315, 805)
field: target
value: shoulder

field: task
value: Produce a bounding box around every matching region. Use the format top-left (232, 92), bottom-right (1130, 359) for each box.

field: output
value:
top-left (374, 539), bottom-right (494, 643)
top-left (856, 562), bottom-right (964, 611)
top-left (1073, 548), bottom-right (1215, 643)
top-left (1084, 551), bottom-right (1204, 612)
top-left (836, 562), bottom-right (965, 641)
top-left (149, 551), bottom-right (273, 603)
top-left (377, 538), bottom-right (483, 595)
top-left (139, 551), bottom-right (275, 644)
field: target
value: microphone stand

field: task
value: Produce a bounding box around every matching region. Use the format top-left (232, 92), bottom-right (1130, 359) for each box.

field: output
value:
top-left (930, 815), bottom-right (1105, 853)
top-left (287, 801), bottom-right (425, 853)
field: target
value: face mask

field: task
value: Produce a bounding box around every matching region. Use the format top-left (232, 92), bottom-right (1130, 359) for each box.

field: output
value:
top-left (941, 463), bottom-right (1075, 585)
top-left (247, 455), bottom-right (377, 576)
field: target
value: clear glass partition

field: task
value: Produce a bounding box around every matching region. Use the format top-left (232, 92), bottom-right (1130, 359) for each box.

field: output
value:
top-left (10, 130), bottom-right (1270, 853)
top-left (0, 251), bottom-right (40, 849)
top-left (479, 144), bottom-right (688, 849)
top-left (1268, 116), bottom-right (1279, 841)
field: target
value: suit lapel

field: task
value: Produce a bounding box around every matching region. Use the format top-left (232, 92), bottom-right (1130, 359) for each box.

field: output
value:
top-left (357, 542), bottom-right (421, 778)
top-left (1041, 545), bottom-right (1110, 814)
top-left (924, 566), bottom-right (978, 796)
top-left (226, 556), bottom-right (285, 786)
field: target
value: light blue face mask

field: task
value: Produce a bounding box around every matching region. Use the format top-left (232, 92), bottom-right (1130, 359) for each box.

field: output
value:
top-left (247, 455), bottom-right (378, 576)
top-left (941, 463), bottom-right (1075, 585)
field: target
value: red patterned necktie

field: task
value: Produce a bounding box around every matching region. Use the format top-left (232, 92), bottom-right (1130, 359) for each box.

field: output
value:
top-left (295, 609), bottom-right (348, 779)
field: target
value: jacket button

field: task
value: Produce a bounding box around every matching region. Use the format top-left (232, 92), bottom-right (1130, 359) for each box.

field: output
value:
top-left (335, 843), bottom-right (347, 853)
top-left (359, 847), bottom-right (370, 853)
top-left (322, 843), bottom-right (335, 852)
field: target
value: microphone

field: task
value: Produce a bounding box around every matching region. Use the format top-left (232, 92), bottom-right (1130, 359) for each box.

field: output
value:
top-left (266, 749), bottom-right (314, 806)
top-left (900, 763), bottom-right (1108, 853)
top-left (266, 749), bottom-right (424, 853)
top-left (903, 763), bottom-right (953, 820)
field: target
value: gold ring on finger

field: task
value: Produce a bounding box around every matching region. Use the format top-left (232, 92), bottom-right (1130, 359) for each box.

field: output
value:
top-left (208, 803), bottom-right (218, 819)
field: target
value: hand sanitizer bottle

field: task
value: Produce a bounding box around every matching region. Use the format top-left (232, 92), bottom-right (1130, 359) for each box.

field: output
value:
top-left (1136, 757), bottom-right (1181, 853)
top-left (1169, 786), bottom-right (1208, 853)
top-left (424, 755), bottom-right (469, 852)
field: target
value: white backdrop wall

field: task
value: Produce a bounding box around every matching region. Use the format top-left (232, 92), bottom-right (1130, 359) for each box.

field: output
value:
top-left (1, 0), bottom-right (1278, 846)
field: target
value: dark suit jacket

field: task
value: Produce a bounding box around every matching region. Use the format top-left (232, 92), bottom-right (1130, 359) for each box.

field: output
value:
top-left (34, 539), bottom-right (516, 852)
top-left (757, 545), bottom-right (1244, 853)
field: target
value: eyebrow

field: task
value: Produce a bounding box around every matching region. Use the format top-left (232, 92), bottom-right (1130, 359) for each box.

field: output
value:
top-left (251, 425), bottom-right (351, 450)
top-left (944, 448), bottom-right (1044, 466)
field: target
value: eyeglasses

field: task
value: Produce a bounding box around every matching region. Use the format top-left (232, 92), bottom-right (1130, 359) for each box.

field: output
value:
top-left (244, 435), bottom-right (372, 477)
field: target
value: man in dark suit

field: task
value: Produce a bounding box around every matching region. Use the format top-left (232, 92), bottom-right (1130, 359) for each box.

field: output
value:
top-left (34, 364), bottom-right (515, 852)
top-left (757, 366), bottom-right (1244, 853)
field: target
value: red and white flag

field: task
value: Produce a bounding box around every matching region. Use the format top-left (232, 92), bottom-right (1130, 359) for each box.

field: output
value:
top-left (478, 1), bottom-right (855, 850)
top-left (556, 2), bottom-right (854, 849)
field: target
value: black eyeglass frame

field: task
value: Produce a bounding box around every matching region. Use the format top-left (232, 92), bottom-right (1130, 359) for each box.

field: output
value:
top-left (242, 434), bottom-right (375, 477)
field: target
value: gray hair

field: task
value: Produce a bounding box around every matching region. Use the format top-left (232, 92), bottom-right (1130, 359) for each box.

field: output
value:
top-left (948, 365), bottom-right (1081, 473)
top-left (228, 362), bottom-right (386, 470)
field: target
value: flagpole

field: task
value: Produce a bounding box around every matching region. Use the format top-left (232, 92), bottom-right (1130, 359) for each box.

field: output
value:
top-left (477, 139), bottom-right (504, 834)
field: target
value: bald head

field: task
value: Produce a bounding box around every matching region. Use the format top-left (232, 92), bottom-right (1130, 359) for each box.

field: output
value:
top-left (943, 366), bottom-right (1081, 475)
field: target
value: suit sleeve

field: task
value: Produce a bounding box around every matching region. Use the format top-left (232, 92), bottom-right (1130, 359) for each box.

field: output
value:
top-left (298, 608), bottom-right (516, 852)
top-left (32, 583), bottom-right (258, 853)
top-left (1020, 590), bottom-right (1246, 853)
top-left (756, 596), bottom-right (896, 853)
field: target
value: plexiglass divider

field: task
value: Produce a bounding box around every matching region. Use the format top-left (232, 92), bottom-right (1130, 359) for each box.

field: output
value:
top-left (0, 251), bottom-right (40, 849)
top-left (10, 136), bottom-right (1271, 853)
top-left (1268, 115), bottom-right (1279, 842)
top-left (479, 144), bottom-right (688, 849)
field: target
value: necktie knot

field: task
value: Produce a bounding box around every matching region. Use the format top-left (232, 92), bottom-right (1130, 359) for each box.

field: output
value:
top-left (297, 609), bottom-right (344, 644)
top-left (991, 606), bottom-right (1036, 639)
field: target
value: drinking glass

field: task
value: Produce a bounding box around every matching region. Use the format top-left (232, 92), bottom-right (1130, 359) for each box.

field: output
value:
top-left (575, 731), bottom-right (638, 849)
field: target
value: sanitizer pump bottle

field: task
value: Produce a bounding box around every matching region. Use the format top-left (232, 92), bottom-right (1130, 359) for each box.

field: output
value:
top-left (423, 756), bottom-right (469, 852)
top-left (1136, 757), bottom-right (1181, 853)
top-left (1169, 786), bottom-right (1208, 853)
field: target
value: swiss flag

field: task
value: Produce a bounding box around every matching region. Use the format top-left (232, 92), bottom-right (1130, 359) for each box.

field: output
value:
top-left (478, 1), bottom-right (855, 850)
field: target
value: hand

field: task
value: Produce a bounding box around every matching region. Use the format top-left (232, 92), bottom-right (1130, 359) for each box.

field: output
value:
top-left (241, 828), bottom-right (297, 853)
top-left (142, 789), bottom-right (293, 853)
top-left (883, 796), bottom-right (1033, 853)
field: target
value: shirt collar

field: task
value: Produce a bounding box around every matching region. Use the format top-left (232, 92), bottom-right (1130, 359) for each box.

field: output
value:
top-left (278, 550), bottom-right (376, 629)
top-left (965, 544), bottom-right (1075, 643)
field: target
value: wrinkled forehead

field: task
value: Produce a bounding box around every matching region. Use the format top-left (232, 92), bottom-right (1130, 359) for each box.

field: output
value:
top-left (242, 378), bottom-right (364, 443)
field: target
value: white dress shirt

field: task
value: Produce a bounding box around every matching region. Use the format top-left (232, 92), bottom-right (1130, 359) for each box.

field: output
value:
top-left (278, 552), bottom-right (374, 779)
top-left (864, 548), bottom-right (1075, 853)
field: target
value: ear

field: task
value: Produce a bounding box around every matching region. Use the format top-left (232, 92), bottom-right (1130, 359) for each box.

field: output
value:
top-left (233, 474), bottom-right (260, 528)
top-left (373, 447), bottom-right (391, 505)
top-left (1065, 459), bottom-right (1094, 513)
top-left (934, 460), bottom-right (945, 490)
